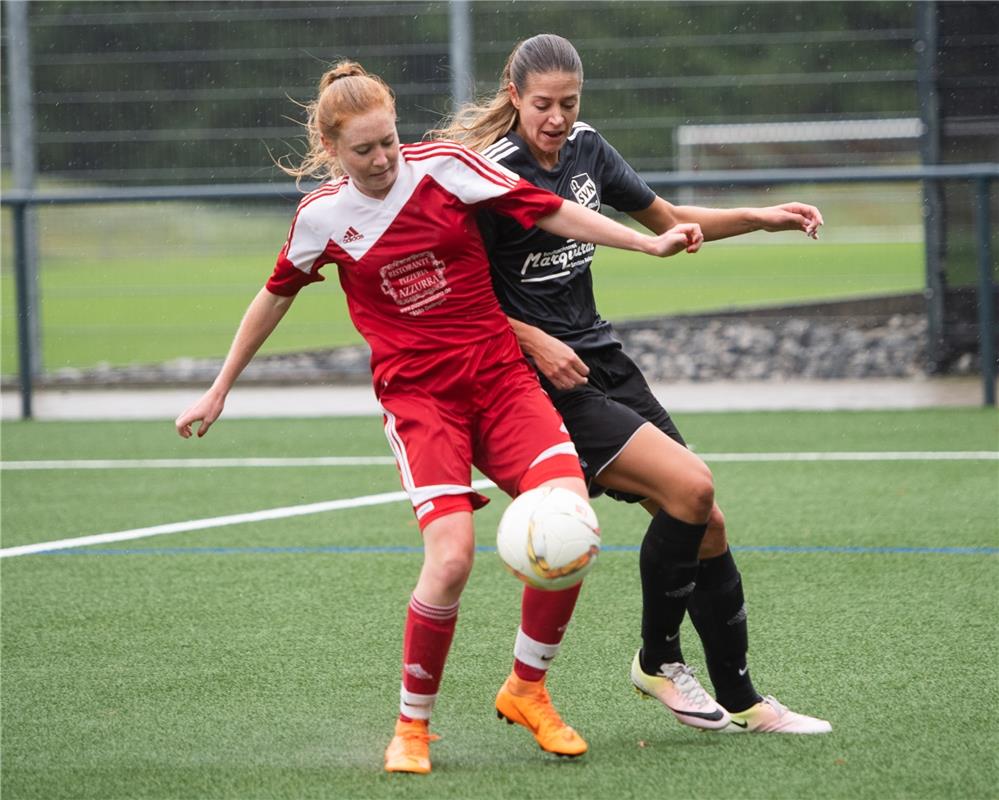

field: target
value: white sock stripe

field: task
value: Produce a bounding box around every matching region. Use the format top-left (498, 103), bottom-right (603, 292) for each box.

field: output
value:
top-left (514, 627), bottom-right (561, 671)
top-left (399, 686), bottom-right (437, 720)
top-left (410, 594), bottom-right (459, 620)
top-left (528, 441), bottom-right (579, 470)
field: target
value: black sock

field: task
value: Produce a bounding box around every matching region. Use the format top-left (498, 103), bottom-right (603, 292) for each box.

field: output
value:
top-left (687, 549), bottom-right (762, 713)
top-left (639, 510), bottom-right (707, 672)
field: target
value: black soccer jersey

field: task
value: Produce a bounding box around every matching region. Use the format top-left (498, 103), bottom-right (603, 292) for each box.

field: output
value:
top-left (478, 122), bottom-right (656, 352)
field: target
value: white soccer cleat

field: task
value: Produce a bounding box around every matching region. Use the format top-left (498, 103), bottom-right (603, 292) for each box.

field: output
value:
top-left (723, 695), bottom-right (832, 734)
top-left (630, 650), bottom-right (730, 730)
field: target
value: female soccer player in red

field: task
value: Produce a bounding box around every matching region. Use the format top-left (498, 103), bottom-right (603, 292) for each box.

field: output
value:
top-left (434, 34), bottom-right (831, 735)
top-left (175, 61), bottom-right (703, 773)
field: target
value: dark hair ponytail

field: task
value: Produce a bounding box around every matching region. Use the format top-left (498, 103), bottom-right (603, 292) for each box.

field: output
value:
top-left (429, 34), bottom-right (583, 151)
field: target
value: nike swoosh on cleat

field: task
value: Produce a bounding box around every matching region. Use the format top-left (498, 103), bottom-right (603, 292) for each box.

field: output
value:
top-left (667, 706), bottom-right (726, 721)
top-left (498, 707), bottom-right (540, 735)
top-left (729, 719), bottom-right (749, 729)
top-left (738, 666), bottom-right (749, 676)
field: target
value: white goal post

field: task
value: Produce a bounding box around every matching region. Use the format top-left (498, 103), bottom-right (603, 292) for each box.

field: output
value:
top-left (674, 117), bottom-right (925, 203)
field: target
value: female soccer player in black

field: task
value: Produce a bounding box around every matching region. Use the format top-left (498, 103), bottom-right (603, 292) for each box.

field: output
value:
top-left (434, 33), bottom-right (831, 734)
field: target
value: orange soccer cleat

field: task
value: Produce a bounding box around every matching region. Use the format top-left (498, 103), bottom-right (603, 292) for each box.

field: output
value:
top-left (384, 718), bottom-right (440, 774)
top-left (495, 672), bottom-right (588, 757)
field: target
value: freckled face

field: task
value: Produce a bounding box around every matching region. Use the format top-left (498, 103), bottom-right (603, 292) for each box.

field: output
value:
top-left (326, 107), bottom-right (399, 199)
top-left (510, 71), bottom-right (581, 169)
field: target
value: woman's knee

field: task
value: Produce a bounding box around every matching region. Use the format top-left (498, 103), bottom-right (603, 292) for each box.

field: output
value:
top-left (420, 513), bottom-right (476, 596)
top-left (698, 504), bottom-right (728, 559)
top-left (432, 549), bottom-right (474, 593)
top-left (688, 468), bottom-right (715, 519)
top-left (664, 464), bottom-right (714, 522)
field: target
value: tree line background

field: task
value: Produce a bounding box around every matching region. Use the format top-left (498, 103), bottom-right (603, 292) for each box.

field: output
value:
top-left (2, 0), bottom-right (922, 185)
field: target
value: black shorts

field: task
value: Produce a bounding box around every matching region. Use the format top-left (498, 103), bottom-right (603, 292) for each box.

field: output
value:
top-left (535, 346), bottom-right (686, 503)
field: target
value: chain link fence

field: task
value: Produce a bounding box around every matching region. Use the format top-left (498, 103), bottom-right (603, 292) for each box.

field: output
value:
top-left (3, 0), bottom-right (921, 185)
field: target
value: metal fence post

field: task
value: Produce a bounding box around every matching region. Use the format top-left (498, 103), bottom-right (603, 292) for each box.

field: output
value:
top-left (12, 201), bottom-right (35, 420)
top-left (4, 0), bottom-right (42, 377)
top-left (974, 176), bottom-right (996, 407)
top-left (916, 2), bottom-right (945, 371)
top-left (448, 0), bottom-right (473, 110)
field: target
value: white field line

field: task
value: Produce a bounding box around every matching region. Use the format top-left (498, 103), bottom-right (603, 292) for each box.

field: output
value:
top-left (0, 456), bottom-right (396, 470)
top-left (0, 478), bottom-right (497, 559)
top-left (2, 451), bottom-right (994, 559)
top-left (1, 451), bottom-right (996, 472)
top-left (696, 451), bottom-right (999, 462)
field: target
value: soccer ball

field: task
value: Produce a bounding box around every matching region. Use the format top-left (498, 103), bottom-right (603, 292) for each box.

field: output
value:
top-left (496, 486), bottom-right (601, 591)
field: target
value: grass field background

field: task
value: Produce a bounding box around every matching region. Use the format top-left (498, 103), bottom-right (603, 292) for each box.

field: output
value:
top-left (2, 409), bottom-right (997, 799)
top-left (1, 183), bottom-right (924, 374)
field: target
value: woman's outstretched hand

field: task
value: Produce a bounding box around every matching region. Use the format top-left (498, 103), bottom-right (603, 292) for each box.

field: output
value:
top-left (647, 222), bottom-right (704, 257)
top-left (175, 389), bottom-right (226, 439)
top-left (756, 203), bottom-right (824, 239)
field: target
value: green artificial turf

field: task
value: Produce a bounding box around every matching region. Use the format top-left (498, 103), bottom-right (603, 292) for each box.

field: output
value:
top-left (1, 410), bottom-right (997, 799)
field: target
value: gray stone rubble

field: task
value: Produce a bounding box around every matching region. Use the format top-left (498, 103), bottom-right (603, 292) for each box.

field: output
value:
top-left (616, 313), bottom-right (935, 382)
top-left (21, 294), bottom-right (983, 388)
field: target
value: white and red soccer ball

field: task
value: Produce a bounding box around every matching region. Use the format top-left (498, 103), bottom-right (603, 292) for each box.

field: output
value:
top-left (496, 486), bottom-right (601, 591)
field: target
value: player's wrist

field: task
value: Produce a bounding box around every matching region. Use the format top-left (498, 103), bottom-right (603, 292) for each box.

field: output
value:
top-left (745, 207), bottom-right (766, 232)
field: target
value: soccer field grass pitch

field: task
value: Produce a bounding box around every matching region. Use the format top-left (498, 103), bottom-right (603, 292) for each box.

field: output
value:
top-left (1, 409), bottom-right (996, 799)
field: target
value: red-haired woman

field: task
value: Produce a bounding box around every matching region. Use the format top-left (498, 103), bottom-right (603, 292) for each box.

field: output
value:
top-left (176, 61), bottom-right (703, 774)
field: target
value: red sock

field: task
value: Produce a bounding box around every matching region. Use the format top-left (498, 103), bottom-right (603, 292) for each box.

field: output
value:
top-left (398, 594), bottom-right (458, 722)
top-left (514, 583), bottom-right (582, 681)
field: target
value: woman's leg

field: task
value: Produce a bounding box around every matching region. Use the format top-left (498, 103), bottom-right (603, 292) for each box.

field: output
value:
top-left (400, 510), bottom-right (476, 721)
top-left (385, 510), bottom-right (475, 774)
top-left (495, 475), bottom-right (591, 757)
top-left (511, 476), bottom-right (588, 683)
top-left (598, 424), bottom-right (713, 670)
top-left (683, 504), bottom-right (762, 713)
top-left (595, 425), bottom-right (730, 729)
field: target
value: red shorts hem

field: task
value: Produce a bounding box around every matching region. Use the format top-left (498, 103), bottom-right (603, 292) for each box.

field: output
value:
top-left (517, 454), bottom-right (585, 495)
top-left (414, 491), bottom-right (490, 531)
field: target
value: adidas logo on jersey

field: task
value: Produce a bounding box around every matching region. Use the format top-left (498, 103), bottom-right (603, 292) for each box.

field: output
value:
top-left (342, 226), bottom-right (364, 243)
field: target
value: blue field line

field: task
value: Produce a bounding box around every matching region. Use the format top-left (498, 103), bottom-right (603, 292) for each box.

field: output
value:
top-left (42, 543), bottom-right (999, 557)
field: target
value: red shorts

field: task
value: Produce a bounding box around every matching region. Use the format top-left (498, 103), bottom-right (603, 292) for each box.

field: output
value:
top-left (377, 330), bottom-right (583, 529)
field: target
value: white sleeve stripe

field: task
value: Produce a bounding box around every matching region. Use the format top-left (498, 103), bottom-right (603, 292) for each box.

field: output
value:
top-left (285, 183), bottom-right (344, 262)
top-left (403, 142), bottom-right (518, 189)
top-left (301, 177), bottom-right (347, 203)
top-left (405, 150), bottom-right (518, 193)
top-left (409, 142), bottom-right (519, 185)
top-left (483, 138), bottom-right (517, 157)
top-left (483, 142), bottom-right (519, 163)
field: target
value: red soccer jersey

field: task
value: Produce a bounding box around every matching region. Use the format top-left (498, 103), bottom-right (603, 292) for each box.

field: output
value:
top-left (266, 141), bottom-right (564, 383)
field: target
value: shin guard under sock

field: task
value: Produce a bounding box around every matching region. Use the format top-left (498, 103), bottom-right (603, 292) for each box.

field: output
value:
top-left (514, 583), bottom-right (582, 681)
top-left (399, 594), bottom-right (458, 721)
top-left (687, 549), bottom-right (761, 712)
top-left (639, 510), bottom-right (707, 672)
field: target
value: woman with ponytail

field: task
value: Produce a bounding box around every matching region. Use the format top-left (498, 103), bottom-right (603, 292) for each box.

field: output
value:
top-left (176, 60), bottom-right (704, 774)
top-left (436, 34), bottom-right (831, 736)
